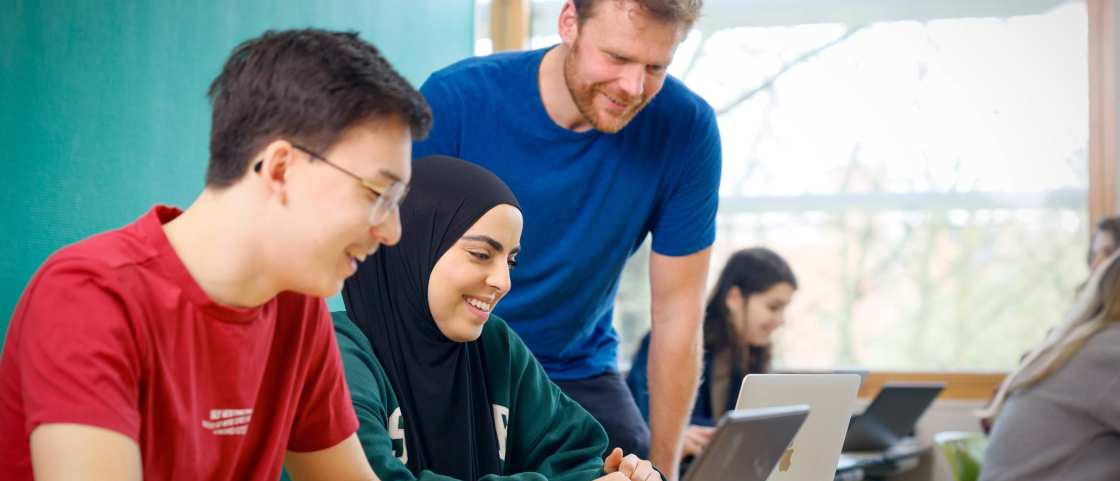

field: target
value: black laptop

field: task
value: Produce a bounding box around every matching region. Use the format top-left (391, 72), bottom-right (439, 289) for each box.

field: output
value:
top-left (841, 382), bottom-right (944, 452)
top-left (683, 405), bottom-right (809, 481)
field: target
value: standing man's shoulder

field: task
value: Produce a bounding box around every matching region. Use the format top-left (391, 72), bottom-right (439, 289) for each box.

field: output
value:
top-left (643, 75), bottom-right (718, 131)
top-left (415, 49), bottom-right (550, 159)
top-left (422, 49), bottom-right (546, 96)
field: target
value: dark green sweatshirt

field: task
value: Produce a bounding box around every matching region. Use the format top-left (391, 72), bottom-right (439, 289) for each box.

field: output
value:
top-left (331, 311), bottom-right (610, 481)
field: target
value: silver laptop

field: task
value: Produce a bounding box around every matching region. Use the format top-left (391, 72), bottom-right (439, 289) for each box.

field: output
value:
top-left (682, 405), bottom-right (810, 481)
top-left (735, 374), bottom-right (861, 481)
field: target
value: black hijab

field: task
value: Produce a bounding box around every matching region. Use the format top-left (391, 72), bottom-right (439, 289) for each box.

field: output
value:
top-left (342, 155), bottom-right (520, 480)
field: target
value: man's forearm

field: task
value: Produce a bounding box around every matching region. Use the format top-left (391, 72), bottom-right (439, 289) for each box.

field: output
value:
top-left (645, 248), bottom-right (710, 480)
top-left (646, 323), bottom-right (701, 479)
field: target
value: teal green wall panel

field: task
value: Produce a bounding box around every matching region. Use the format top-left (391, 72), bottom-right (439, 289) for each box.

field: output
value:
top-left (0, 1), bottom-right (473, 336)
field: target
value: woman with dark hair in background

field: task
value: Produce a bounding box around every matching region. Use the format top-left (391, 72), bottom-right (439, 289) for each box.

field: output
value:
top-left (626, 247), bottom-right (797, 460)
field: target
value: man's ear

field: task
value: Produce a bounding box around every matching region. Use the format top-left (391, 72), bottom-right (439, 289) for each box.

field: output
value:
top-left (254, 139), bottom-right (295, 204)
top-left (558, 0), bottom-right (580, 47)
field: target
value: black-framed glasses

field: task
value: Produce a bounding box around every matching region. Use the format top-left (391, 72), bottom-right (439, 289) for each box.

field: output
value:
top-left (291, 143), bottom-right (408, 225)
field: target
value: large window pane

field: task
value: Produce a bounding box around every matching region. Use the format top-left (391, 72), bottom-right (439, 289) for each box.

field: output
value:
top-left (599, 1), bottom-right (1089, 371)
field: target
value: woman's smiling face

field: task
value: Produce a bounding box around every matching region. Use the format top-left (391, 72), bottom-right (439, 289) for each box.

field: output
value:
top-left (427, 204), bottom-right (523, 341)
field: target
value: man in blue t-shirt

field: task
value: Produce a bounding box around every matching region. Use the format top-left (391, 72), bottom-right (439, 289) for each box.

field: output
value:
top-left (413, 1), bottom-right (720, 476)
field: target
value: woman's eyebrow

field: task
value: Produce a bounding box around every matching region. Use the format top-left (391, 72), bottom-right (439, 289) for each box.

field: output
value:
top-left (461, 235), bottom-right (504, 252)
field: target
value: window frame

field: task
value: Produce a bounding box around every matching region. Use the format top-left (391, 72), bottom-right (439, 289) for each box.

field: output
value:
top-left (481, 0), bottom-right (1116, 382)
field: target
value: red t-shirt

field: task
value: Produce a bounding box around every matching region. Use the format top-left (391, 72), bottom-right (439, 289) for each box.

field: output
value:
top-left (0, 205), bottom-right (359, 480)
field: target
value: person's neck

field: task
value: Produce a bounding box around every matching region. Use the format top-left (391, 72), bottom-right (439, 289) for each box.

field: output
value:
top-left (539, 45), bottom-right (593, 132)
top-left (163, 188), bottom-right (280, 308)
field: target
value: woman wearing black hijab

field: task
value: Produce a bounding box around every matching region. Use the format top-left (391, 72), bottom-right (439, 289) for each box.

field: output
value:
top-left (333, 156), bottom-right (658, 481)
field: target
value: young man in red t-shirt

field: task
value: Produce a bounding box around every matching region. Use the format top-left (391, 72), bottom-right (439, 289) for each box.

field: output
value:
top-left (0, 29), bottom-right (431, 481)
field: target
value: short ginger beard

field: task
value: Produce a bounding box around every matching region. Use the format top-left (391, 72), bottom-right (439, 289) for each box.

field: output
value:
top-left (562, 42), bottom-right (651, 133)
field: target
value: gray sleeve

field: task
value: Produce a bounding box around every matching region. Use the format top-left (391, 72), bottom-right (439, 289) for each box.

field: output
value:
top-left (1091, 372), bottom-right (1120, 432)
top-left (1085, 327), bottom-right (1120, 432)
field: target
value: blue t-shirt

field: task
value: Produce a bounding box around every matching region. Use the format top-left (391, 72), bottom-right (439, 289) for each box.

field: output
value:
top-left (414, 47), bottom-right (721, 380)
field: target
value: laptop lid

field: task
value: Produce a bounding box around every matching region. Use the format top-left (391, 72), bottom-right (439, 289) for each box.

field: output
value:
top-left (683, 405), bottom-right (810, 481)
top-left (842, 382), bottom-right (944, 451)
top-left (735, 374), bottom-right (861, 481)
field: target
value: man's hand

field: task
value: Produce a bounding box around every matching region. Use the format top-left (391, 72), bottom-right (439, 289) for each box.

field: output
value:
top-left (681, 425), bottom-right (715, 459)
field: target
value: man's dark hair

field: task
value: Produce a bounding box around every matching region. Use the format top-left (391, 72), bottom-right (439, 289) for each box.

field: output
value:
top-left (205, 29), bottom-right (432, 187)
top-left (572, 0), bottom-right (702, 30)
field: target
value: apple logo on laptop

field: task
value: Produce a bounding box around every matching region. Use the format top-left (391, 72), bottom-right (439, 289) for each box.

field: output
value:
top-left (778, 447), bottom-right (794, 472)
